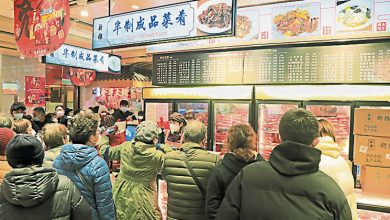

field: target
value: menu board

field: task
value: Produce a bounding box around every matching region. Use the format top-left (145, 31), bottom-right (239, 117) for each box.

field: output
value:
top-left (153, 51), bottom-right (244, 85)
top-left (243, 42), bottom-right (390, 84)
top-left (153, 42), bottom-right (390, 85)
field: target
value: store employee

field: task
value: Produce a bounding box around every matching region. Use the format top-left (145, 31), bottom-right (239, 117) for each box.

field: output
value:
top-left (113, 100), bottom-right (137, 122)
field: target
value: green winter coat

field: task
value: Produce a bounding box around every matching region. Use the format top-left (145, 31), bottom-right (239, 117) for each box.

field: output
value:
top-left (162, 142), bottom-right (220, 220)
top-left (100, 136), bottom-right (172, 220)
top-left (42, 146), bottom-right (63, 167)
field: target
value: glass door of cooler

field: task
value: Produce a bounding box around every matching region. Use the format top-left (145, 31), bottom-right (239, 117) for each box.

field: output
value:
top-left (213, 101), bottom-right (251, 153)
top-left (176, 101), bottom-right (211, 147)
top-left (145, 100), bottom-right (174, 131)
top-left (304, 102), bottom-right (353, 160)
top-left (257, 101), bottom-right (301, 160)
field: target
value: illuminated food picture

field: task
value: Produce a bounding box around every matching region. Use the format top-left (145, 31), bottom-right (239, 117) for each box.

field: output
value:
top-left (236, 15), bottom-right (251, 38)
top-left (337, 5), bottom-right (371, 28)
top-left (198, 3), bottom-right (232, 28)
top-left (273, 8), bottom-right (319, 37)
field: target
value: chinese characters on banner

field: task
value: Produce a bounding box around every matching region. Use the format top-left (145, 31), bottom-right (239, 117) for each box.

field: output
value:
top-left (14, 0), bottom-right (70, 57)
top-left (44, 44), bottom-right (122, 74)
top-left (97, 87), bottom-right (143, 111)
top-left (93, 0), bottom-right (235, 49)
top-left (25, 76), bottom-right (46, 106)
top-left (69, 68), bottom-right (96, 86)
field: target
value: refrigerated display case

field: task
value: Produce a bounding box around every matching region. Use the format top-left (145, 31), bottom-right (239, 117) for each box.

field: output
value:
top-left (144, 101), bottom-right (174, 130)
top-left (257, 101), bottom-right (300, 160)
top-left (213, 102), bottom-right (251, 153)
top-left (304, 102), bottom-right (353, 160)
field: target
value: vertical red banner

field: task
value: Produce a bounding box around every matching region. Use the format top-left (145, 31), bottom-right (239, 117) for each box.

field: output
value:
top-left (14, 0), bottom-right (70, 57)
top-left (25, 76), bottom-right (46, 106)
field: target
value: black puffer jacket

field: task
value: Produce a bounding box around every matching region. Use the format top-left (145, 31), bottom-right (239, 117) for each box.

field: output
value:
top-left (206, 153), bottom-right (264, 219)
top-left (0, 166), bottom-right (92, 220)
top-left (216, 141), bottom-right (352, 220)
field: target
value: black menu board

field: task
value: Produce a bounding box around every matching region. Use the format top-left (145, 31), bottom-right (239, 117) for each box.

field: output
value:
top-left (153, 42), bottom-right (390, 86)
top-left (153, 51), bottom-right (244, 85)
top-left (244, 42), bottom-right (390, 84)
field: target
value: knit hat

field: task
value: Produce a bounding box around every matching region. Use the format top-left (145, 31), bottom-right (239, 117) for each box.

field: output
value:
top-left (135, 121), bottom-right (162, 143)
top-left (0, 128), bottom-right (15, 155)
top-left (169, 112), bottom-right (187, 126)
top-left (6, 134), bottom-right (45, 168)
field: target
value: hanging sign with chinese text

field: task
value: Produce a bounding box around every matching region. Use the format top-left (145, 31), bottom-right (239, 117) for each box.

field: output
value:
top-left (93, 0), bottom-right (236, 50)
top-left (42, 44), bottom-right (122, 74)
top-left (14, 0), bottom-right (70, 57)
top-left (69, 68), bottom-right (96, 86)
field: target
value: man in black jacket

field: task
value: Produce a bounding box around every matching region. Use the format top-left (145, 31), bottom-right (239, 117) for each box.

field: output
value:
top-left (113, 100), bottom-right (137, 122)
top-left (216, 109), bottom-right (352, 220)
top-left (32, 107), bottom-right (53, 133)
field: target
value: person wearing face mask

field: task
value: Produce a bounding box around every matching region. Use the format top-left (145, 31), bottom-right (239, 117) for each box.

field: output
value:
top-left (13, 119), bottom-right (36, 137)
top-left (53, 112), bottom-right (116, 220)
top-left (99, 121), bottom-right (173, 220)
top-left (41, 123), bottom-right (69, 167)
top-left (55, 105), bottom-right (67, 126)
top-left (165, 112), bottom-right (187, 148)
top-left (10, 102), bottom-right (32, 121)
top-left (32, 107), bottom-right (53, 133)
top-left (113, 100), bottom-right (137, 122)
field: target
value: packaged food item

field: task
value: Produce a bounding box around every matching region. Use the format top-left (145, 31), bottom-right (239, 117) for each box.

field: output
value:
top-left (360, 166), bottom-right (390, 195)
top-left (354, 109), bottom-right (390, 137)
top-left (354, 135), bottom-right (390, 167)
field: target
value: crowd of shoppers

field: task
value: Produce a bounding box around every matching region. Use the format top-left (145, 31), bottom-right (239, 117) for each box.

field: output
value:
top-left (0, 101), bottom-right (356, 220)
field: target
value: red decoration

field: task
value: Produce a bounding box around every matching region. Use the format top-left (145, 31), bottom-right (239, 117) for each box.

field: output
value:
top-left (14, 0), bottom-right (70, 57)
top-left (69, 68), bottom-right (96, 86)
top-left (25, 76), bottom-right (46, 106)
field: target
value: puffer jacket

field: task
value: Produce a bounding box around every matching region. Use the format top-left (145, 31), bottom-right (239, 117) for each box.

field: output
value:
top-left (43, 146), bottom-right (63, 167)
top-left (0, 155), bottom-right (12, 183)
top-left (316, 136), bottom-right (358, 220)
top-left (206, 153), bottom-right (264, 219)
top-left (216, 141), bottom-right (352, 220)
top-left (100, 137), bottom-right (172, 220)
top-left (53, 144), bottom-right (116, 220)
top-left (0, 166), bottom-right (92, 220)
top-left (162, 142), bottom-right (220, 220)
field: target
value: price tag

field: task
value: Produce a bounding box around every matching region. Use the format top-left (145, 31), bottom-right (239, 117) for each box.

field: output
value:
top-left (360, 145), bottom-right (368, 153)
top-left (386, 154), bottom-right (390, 160)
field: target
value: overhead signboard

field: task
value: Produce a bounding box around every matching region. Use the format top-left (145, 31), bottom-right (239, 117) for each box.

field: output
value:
top-left (42, 44), bottom-right (121, 74)
top-left (93, 0), bottom-right (236, 50)
top-left (147, 0), bottom-right (390, 53)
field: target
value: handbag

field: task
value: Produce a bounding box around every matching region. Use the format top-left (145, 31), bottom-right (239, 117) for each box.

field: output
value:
top-left (180, 151), bottom-right (206, 198)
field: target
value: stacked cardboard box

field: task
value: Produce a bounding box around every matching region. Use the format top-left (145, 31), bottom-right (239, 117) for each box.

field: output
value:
top-left (354, 109), bottom-right (390, 195)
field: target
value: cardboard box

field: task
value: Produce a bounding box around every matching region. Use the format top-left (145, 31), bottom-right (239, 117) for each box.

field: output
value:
top-left (354, 108), bottom-right (390, 137)
top-left (354, 135), bottom-right (390, 167)
top-left (361, 166), bottom-right (390, 195)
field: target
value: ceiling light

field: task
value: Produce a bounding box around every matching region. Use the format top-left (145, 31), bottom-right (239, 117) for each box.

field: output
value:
top-left (131, 5), bottom-right (140, 10)
top-left (81, 9), bottom-right (89, 17)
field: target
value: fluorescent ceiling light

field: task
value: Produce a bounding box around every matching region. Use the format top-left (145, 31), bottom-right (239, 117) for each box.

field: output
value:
top-left (131, 5), bottom-right (140, 9)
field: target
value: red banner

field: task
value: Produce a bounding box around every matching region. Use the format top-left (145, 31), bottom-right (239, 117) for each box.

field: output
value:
top-left (70, 68), bottom-right (96, 86)
top-left (25, 76), bottom-right (46, 106)
top-left (14, 0), bottom-right (70, 57)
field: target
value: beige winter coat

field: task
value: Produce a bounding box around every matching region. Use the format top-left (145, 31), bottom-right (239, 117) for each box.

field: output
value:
top-left (316, 136), bottom-right (358, 220)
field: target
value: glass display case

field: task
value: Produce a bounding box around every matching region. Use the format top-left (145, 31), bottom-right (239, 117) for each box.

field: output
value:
top-left (213, 102), bottom-right (250, 152)
top-left (257, 102), bottom-right (300, 160)
top-left (305, 102), bottom-right (353, 160)
top-left (145, 101), bottom-right (174, 130)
